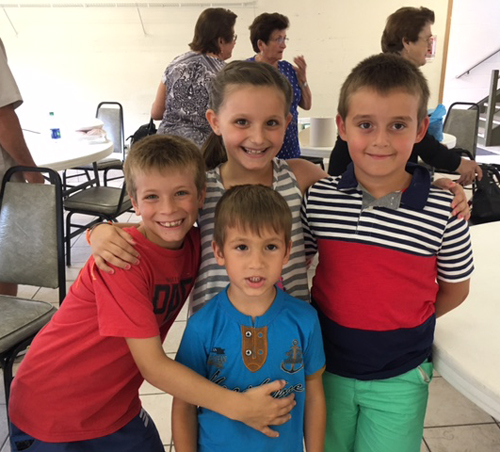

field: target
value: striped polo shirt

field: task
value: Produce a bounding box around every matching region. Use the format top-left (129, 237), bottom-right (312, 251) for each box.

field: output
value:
top-left (191, 159), bottom-right (309, 314)
top-left (301, 164), bottom-right (474, 380)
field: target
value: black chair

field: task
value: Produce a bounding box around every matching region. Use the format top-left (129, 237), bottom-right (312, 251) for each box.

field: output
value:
top-left (63, 177), bottom-right (132, 266)
top-left (0, 166), bottom-right (65, 409)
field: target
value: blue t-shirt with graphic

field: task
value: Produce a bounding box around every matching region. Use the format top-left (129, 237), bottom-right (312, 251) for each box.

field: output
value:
top-left (176, 287), bottom-right (325, 451)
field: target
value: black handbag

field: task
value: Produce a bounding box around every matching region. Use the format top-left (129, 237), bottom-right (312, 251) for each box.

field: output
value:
top-left (127, 118), bottom-right (157, 147)
top-left (470, 164), bottom-right (500, 224)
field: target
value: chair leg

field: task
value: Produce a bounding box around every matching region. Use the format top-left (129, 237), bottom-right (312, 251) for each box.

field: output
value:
top-left (66, 212), bottom-right (72, 266)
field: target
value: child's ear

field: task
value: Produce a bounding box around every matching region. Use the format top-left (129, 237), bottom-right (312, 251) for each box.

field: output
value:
top-left (336, 114), bottom-right (347, 141)
top-left (282, 240), bottom-right (292, 265)
top-left (415, 116), bottom-right (429, 143)
top-left (198, 185), bottom-right (207, 208)
top-left (212, 240), bottom-right (225, 266)
top-left (206, 109), bottom-right (221, 136)
top-left (131, 197), bottom-right (141, 216)
top-left (285, 112), bottom-right (293, 128)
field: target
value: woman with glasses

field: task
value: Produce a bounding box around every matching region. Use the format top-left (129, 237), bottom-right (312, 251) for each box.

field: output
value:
top-left (152, 8), bottom-right (237, 148)
top-left (247, 12), bottom-right (312, 159)
top-left (328, 6), bottom-right (482, 185)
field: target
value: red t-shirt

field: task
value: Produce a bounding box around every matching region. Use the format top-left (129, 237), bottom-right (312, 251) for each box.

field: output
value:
top-left (9, 227), bottom-right (200, 442)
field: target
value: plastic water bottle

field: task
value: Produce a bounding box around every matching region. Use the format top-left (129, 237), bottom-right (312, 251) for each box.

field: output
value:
top-left (49, 111), bottom-right (61, 139)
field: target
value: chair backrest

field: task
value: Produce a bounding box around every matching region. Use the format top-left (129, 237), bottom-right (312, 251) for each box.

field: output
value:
top-left (96, 101), bottom-right (125, 160)
top-left (443, 102), bottom-right (480, 158)
top-left (0, 167), bottom-right (66, 304)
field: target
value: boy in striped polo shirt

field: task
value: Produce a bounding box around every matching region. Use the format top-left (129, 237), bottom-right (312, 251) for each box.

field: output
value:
top-left (301, 53), bottom-right (473, 452)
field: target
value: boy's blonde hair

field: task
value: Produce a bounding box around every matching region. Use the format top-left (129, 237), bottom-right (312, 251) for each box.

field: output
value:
top-left (213, 185), bottom-right (292, 248)
top-left (124, 134), bottom-right (206, 199)
top-left (337, 53), bottom-right (430, 123)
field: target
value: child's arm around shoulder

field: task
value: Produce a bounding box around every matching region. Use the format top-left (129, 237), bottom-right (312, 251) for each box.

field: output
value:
top-left (304, 372), bottom-right (326, 452)
top-left (287, 158), bottom-right (328, 195)
top-left (435, 279), bottom-right (470, 318)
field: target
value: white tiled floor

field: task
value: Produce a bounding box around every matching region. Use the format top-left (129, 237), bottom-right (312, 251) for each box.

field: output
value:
top-left (2, 150), bottom-right (500, 451)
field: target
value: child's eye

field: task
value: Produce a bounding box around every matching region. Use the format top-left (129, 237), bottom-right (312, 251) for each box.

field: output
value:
top-left (266, 244), bottom-right (278, 251)
top-left (235, 244), bottom-right (248, 251)
top-left (359, 122), bottom-right (371, 130)
top-left (392, 123), bottom-right (406, 131)
top-left (144, 194), bottom-right (158, 200)
top-left (235, 119), bottom-right (248, 126)
top-left (175, 190), bottom-right (189, 197)
top-left (266, 119), bottom-right (280, 127)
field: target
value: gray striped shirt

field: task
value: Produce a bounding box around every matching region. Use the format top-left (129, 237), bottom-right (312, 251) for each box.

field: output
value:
top-left (191, 159), bottom-right (310, 314)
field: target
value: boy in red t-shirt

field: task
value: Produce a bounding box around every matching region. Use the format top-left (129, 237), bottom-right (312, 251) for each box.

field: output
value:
top-left (8, 135), bottom-right (295, 452)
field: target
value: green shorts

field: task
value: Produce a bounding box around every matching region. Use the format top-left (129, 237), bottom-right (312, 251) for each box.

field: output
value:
top-left (323, 361), bottom-right (433, 452)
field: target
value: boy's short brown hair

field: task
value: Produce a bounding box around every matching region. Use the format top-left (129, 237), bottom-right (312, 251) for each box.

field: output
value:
top-left (213, 185), bottom-right (292, 248)
top-left (124, 134), bottom-right (206, 200)
top-left (337, 53), bottom-right (430, 123)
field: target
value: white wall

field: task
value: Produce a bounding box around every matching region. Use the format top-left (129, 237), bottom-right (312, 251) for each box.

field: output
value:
top-left (443, 0), bottom-right (500, 109)
top-left (1, 0), bottom-right (448, 138)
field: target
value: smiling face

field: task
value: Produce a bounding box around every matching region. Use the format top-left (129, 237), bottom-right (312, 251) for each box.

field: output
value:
top-left (206, 84), bottom-right (291, 175)
top-left (131, 168), bottom-right (205, 249)
top-left (402, 22), bottom-right (433, 67)
top-left (337, 87), bottom-right (428, 196)
top-left (258, 28), bottom-right (288, 65)
top-left (213, 225), bottom-right (291, 310)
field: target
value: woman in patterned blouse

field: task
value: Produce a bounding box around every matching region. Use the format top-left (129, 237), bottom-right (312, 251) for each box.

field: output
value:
top-left (152, 8), bottom-right (237, 148)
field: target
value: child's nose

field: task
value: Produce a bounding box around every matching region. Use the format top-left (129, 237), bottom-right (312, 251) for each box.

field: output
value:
top-left (160, 197), bottom-right (176, 213)
top-left (373, 129), bottom-right (389, 146)
top-left (249, 250), bottom-right (265, 268)
top-left (250, 126), bottom-right (265, 145)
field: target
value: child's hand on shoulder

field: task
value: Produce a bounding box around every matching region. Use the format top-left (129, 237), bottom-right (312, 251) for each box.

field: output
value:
top-left (433, 178), bottom-right (470, 220)
top-left (89, 223), bottom-right (140, 273)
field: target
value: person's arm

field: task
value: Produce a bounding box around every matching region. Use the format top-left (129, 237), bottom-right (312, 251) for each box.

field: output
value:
top-left (415, 133), bottom-right (483, 186)
top-left (127, 336), bottom-right (295, 437)
top-left (89, 223), bottom-right (141, 272)
top-left (151, 82), bottom-right (167, 120)
top-left (0, 104), bottom-right (44, 184)
top-left (327, 135), bottom-right (352, 176)
top-left (435, 279), bottom-right (470, 318)
top-left (304, 374), bottom-right (326, 452)
top-left (455, 158), bottom-right (483, 186)
top-left (287, 158), bottom-right (328, 194)
top-left (293, 56), bottom-right (312, 110)
top-left (172, 397), bottom-right (198, 452)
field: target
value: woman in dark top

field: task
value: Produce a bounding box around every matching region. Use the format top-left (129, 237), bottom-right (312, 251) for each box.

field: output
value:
top-left (328, 6), bottom-right (482, 186)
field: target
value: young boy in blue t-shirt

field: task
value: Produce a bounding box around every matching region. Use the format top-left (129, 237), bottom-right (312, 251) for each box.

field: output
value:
top-left (173, 185), bottom-right (326, 452)
top-left (301, 54), bottom-right (474, 452)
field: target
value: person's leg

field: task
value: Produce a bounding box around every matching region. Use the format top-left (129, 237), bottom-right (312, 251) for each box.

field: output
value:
top-left (323, 371), bottom-right (359, 452)
top-left (10, 409), bottom-right (164, 452)
top-left (354, 361), bottom-right (433, 452)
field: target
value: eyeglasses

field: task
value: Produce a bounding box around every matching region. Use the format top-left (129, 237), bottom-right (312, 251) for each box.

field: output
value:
top-left (271, 36), bottom-right (289, 45)
top-left (419, 35), bottom-right (434, 46)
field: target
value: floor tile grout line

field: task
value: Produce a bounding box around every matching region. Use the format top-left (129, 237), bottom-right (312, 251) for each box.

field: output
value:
top-left (424, 421), bottom-right (498, 429)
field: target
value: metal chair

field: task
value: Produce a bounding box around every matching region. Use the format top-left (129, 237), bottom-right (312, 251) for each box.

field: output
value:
top-left (63, 177), bottom-right (132, 266)
top-left (63, 101), bottom-right (126, 187)
top-left (0, 166), bottom-right (65, 408)
top-left (443, 102), bottom-right (480, 161)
